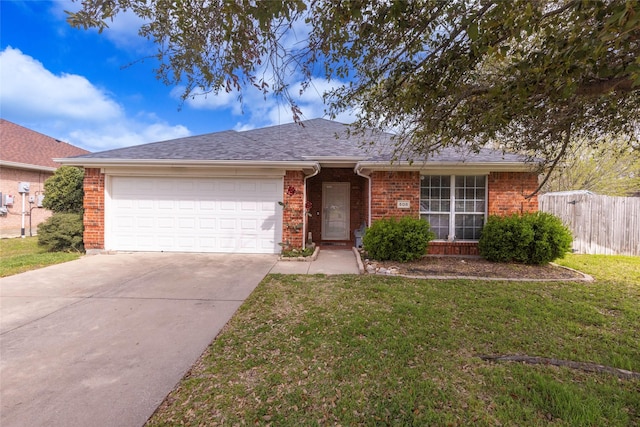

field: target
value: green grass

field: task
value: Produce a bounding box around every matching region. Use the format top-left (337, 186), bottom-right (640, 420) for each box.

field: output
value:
top-left (0, 237), bottom-right (81, 277)
top-left (148, 254), bottom-right (640, 426)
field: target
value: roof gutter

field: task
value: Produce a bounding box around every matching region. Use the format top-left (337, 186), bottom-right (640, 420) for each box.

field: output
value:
top-left (354, 163), bottom-right (372, 227)
top-left (301, 156), bottom-right (367, 161)
top-left (354, 159), bottom-right (537, 227)
top-left (355, 160), bottom-right (537, 174)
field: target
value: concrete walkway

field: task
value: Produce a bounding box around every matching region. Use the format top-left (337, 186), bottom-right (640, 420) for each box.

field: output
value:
top-left (269, 248), bottom-right (361, 275)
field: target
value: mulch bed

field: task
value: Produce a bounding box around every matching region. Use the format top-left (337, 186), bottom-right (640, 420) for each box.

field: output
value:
top-left (363, 255), bottom-right (588, 280)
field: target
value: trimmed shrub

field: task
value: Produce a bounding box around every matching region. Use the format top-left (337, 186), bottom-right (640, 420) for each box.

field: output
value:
top-left (37, 213), bottom-right (84, 252)
top-left (478, 212), bottom-right (572, 264)
top-left (363, 217), bottom-right (435, 262)
top-left (42, 166), bottom-right (84, 214)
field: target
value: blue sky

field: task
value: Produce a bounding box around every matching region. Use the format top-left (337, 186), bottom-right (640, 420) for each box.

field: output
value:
top-left (0, 0), bottom-right (352, 152)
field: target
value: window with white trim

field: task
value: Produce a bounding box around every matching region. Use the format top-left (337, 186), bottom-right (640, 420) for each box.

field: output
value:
top-left (420, 175), bottom-right (487, 241)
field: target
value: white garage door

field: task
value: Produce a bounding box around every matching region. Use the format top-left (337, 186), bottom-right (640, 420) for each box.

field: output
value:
top-left (107, 176), bottom-right (282, 253)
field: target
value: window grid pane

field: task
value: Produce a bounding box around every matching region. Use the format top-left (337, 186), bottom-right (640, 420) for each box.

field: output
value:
top-left (452, 175), bottom-right (485, 240)
top-left (420, 175), bottom-right (486, 241)
top-left (421, 214), bottom-right (449, 240)
top-left (455, 214), bottom-right (484, 240)
top-left (454, 175), bottom-right (485, 214)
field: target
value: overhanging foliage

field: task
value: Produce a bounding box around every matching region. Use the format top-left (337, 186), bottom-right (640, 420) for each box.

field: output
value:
top-left (67, 0), bottom-right (640, 191)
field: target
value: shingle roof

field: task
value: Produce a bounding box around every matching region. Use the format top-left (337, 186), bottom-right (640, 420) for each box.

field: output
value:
top-left (0, 119), bottom-right (90, 168)
top-left (68, 118), bottom-right (528, 164)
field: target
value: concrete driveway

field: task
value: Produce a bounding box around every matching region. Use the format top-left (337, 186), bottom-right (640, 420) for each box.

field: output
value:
top-left (0, 252), bottom-right (277, 427)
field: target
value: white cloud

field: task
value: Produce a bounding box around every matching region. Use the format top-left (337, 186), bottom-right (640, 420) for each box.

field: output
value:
top-left (1, 46), bottom-right (122, 122)
top-left (174, 74), bottom-right (357, 130)
top-left (0, 47), bottom-right (190, 151)
top-left (67, 122), bottom-right (190, 151)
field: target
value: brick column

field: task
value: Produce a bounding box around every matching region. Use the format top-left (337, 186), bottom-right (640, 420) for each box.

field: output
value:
top-left (282, 170), bottom-right (305, 250)
top-left (83, 168), bottom-right (105, 250)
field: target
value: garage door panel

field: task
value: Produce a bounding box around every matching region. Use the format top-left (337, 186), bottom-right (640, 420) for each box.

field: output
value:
top-left (156, 217), bottom-right (174, 228)
top-left (156, 236), bottom-right (174, 248)
top-left (138, 199), bottom-right (154, 209)
top-left (241, 201), bottom-right (257, 211)
top-left (239, 239), bottom-right (258, 250)
top-left (218, 181), bottom-right (235, 192)
top-left (177, 217), bottom-right (196, 229)
top-left (218, 218), bottom-right (236, 230)
top-left (178, 200), bottom-right (195, 210)
top-left (196, 180), bottom-right (215, 191)
top-left (114, 215), bottom-right (135, 228)
top-left (108, 177), bottom-right (282, 253)
top-left (240, 219), bottom-right (258, 231)
top-left (137, 217), bottom-right (156, 229)
top-left (200, 200), bottom-right (215, 210)
top-left (199, 218), bottom-right (215, 229)
top-left (115, 199), bottom-right (134, 209)
top-left (219, 238), bottom-right (236, 250)
top-left (158, 200), bottom-right (174, 209)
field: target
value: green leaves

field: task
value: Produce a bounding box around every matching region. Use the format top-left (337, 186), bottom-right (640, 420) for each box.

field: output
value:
top-left (42, 166), bottom-right (84, 214)
top-left (37, 213), bottom-right (84, 252)
top-left (467, 22), bottom-right (479, 41)
top-left (363, 217), bottom-right (435, 262)
top-left (66, 0), bottom-right (639, 178)
top-left (479, 213), bottom-right (573, 265)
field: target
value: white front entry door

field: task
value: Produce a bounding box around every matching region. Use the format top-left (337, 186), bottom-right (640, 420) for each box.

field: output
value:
top-left (322, 182), bottom-right (350, 240)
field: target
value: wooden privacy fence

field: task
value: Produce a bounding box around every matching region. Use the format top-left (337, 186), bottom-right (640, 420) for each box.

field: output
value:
top-left (539, 193), bottom-right (640, 256)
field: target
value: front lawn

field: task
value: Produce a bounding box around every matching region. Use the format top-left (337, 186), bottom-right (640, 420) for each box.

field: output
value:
top-left (0, 237), bottom-right (82, 278)
top-left (148, 254), bottom-right (640, 426)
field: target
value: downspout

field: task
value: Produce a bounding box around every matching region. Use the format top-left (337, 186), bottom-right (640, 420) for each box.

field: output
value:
top-left (355, 163), bottom-right (372, 227)
top-left (302, 163), bottom-right (321, 249)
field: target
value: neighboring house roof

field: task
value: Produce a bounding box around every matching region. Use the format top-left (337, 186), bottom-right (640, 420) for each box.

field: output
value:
top-left (0, 119), bottom-right (90, 171)
top-left (59, 118), bottom-right (534, 171)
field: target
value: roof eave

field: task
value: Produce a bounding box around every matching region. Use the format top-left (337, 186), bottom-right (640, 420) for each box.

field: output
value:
top-left (0, 160), bottom-right (57, 172)
top-left (54, 158), bottom-right (320, 173)
top-left (355, 160), bottom-right (538, 174)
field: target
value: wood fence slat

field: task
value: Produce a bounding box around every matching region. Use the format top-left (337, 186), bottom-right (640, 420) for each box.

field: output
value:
top-left (539, 193), bottom-right (640, 256)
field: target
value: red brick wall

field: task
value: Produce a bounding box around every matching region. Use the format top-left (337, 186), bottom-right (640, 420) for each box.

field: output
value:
top-left (370, 171), bottom-right (420, 220)
top-left (427, 241), bottom-right (479, 256)
top-left (0, 167), bottom-right (53, 237)
top-left (76, 168), bottom-right (538, 254)
top-left (83, 168), bottom-right (105, 250)
top-left (367, 170), bottom-right (539, 255)
top-left (282, 170), bottom-right (305, 249)
top-left (306, 168), bottom-right (367, 244)
top-left (488, 172), bottom-right (539, 215)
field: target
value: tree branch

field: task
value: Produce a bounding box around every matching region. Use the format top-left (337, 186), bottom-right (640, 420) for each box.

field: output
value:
top-left (526, 123), bottom-right (572, 199)
top-left (479, 354), bottom-right (640, 380)
top-left (576, 77), bottom-right (637, 96)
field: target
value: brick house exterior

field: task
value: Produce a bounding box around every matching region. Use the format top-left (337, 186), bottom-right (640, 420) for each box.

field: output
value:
top-left (63, 119), bottom-right (539, 255)
top-left (0, 119), bottom-right (89, 237)
top-left (83, 168), bottom-right (105, 250)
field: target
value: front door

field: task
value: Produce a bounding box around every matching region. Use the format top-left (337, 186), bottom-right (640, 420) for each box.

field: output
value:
top-left (322, 182), bottom-right (350, 240)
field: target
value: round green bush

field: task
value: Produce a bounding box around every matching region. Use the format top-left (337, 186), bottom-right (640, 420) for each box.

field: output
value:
top-left (42, 166), bottom-right (84, 214)
top-left (363, 217), bottom-right (435, 262)
top-left (37, 213), bottom-right (84, 252)
top-left (478, 212), bottom-right (572, 264)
